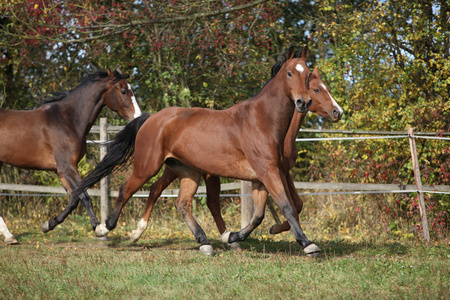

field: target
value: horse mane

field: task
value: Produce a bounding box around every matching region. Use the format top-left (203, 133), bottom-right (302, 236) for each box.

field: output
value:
top-left (270, 47), bottom-right (305, 78)
top-left (42, 70), bottom-right (127, 104)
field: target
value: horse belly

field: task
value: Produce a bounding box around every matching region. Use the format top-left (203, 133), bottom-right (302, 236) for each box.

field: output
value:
top-left (168, 134), bottom-right (258, 180)
top-left (0, 113), bottom-right (56, 170)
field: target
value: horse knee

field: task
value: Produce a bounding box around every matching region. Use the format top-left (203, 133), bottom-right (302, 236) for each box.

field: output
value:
top-left (280, 203), bottom-right (296, 218)
top-left (175, 200), bottom-right (191, 217)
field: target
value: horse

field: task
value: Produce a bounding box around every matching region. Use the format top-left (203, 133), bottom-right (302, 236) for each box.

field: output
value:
top-left (75, 47), bottom-right (342, 256)
top-left (0, 67), bottom-right (142, 244)
top-left (127, 48), bottom-right (342, 249)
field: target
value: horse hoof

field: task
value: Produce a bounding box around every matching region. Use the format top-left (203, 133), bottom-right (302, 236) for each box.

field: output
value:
top-left (199, 244), bottom-right (215, 256)
top-left (304, 243), bottom-right (321, 257)
top-left (130, 230), bottom-right (141, 243)
top-left (269, 224), bottom-right (280, 235)
top-left (95, 224), bottom-right (110, 237)
top-left (42, 221), bottom-right (51, 233)
top-left (229, 242), bottom-right (242, 252)
top-left (5, 236), bottom-right (18, 245)
top-left (220, 231), bottom-right (231, 244)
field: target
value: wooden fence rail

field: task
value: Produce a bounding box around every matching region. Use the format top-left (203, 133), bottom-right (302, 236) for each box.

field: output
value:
top-left (2, 119), bottom-right (449, 242)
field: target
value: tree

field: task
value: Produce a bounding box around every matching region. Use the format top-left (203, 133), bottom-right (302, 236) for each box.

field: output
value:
top-left (305, 0), bottom-right (449, 237)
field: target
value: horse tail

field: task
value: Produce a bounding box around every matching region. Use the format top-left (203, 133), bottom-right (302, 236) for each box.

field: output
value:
top-left (74, 112), bottom-right (151, 196)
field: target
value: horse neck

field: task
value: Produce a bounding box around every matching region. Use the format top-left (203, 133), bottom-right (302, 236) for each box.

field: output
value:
top-left (253, 77), bottom-right (296, 142)
top-left (64, 81), bottom-right (108, 137)
top-left (283, 112), bottom-right (307, 163)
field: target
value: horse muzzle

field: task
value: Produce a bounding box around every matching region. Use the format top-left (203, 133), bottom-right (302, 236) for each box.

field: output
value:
top-left (295, 98), bottom-right (312, 113)
top-left (330, 106), bottom-right (343, 122)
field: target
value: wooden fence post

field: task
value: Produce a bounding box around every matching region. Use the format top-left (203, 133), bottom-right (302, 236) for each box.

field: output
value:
top-left (100, 118), bottom-right (110, 224)
top-left (240, 180), bottom-right (253, 229)
top-left (407, 127), bottom-right (430, 243)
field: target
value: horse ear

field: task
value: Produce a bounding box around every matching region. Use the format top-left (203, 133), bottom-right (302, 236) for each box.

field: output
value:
top-left (300, 46), bottom-right (309, 59)
top-left (107, 67), bottom-right (113, 77)
top-left (115, 65), bottom-right (123, 75)
top-left (286, 46), bottom-right (296, 59)
top-left (312, 67), bottom-right (320, 78)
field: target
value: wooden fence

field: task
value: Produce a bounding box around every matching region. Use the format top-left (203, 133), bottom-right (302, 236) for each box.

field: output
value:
top-left (1, 118), bottom-right (449, 242)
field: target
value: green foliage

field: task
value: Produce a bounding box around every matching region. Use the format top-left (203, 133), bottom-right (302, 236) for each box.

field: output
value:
top-left (0, 0), bottom-right (448, 238)
top-left (302, 0), bottom-right (450, 236)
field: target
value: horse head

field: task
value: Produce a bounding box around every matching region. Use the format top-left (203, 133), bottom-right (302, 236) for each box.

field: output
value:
top-left (307, 67), bottom-right (343, 122)
top-left (275, 46), bottom-right (313, 113)
top-left (102, 66), bottom-right (142, 122)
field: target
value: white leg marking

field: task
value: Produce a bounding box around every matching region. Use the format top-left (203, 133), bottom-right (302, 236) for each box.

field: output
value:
top-left (220, 231), bottom-right (231, 244)
top-left (130, 218), bottom-right (148, 242)
top-left (0, 217), bottom-right (17, 244)
top-left (95, 223), bottom-right (110, 237)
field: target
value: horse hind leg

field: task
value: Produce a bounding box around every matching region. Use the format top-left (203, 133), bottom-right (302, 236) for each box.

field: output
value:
top-left (221, 182), bottom-right (267, 245)
top-left (130, 167), bottom-right (178, 243)
top-left (0, 216), bottom-right (18, 244)
top-left (204, 174), bottom-right (240, 251)
top-left (172, 167), bottom-right (214, 255)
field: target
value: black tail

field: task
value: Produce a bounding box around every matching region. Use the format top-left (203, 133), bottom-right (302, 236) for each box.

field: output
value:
top-left (74, 113), bottom-right (151, 196)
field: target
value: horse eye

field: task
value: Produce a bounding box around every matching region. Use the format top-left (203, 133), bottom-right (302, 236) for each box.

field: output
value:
top-left (120, 89), bottom-right (126, 95)
top-left (314, 89), bottom-right (319, 93)
top-left (287, 71), bottom-right (292, 77)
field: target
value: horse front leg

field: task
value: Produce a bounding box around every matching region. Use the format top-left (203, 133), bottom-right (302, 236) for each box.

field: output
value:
top-left (42, 166), bottom-right (100, 233)
top-left (269, 173), bottom-right (304, 234)
top-left (97, 172), bottom-right (150, 237)
top-left (263, 169), bottom-right (320, 257)
top-left (130, 167), bottom-right (178, 242)
top-left (221, 182), bottom-right (267, 246)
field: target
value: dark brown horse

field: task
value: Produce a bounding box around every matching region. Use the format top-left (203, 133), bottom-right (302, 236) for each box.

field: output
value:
top-left (0, 68), bottom-right (141, 244)
top-left (75, 47), bottom-right (341, 256)
top-left (127, 63), bottom-right (342, 248)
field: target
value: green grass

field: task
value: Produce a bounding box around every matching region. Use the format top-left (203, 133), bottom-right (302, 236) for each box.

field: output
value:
top-left (0, 195), bottom-right (448, 299)
top-left (1, 226), bottom-right (449, 300)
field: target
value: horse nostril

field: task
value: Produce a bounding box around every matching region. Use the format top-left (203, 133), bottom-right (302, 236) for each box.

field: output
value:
top-left (332, 108), bottom-right (340, 118)
top-left (306, 99), bottom-right (312, 109)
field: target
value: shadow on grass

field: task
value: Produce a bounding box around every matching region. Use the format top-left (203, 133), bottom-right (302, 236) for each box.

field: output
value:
top-left (7, 230), bottom-right (432, 259)
top-left (96, 235), bottom-right (412, 258)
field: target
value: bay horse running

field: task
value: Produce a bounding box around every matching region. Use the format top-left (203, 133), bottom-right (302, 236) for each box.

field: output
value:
top-left (126, 47), bottom-right (342, 248)
top-left (0, 67), bottom-right (141, 244)
top-left (128, 62), bottom-right (342, 248)
top-left (75, 47), bottom-right (341, 256)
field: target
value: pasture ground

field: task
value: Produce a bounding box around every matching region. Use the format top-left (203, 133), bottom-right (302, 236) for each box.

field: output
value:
top-left (0, 215), bottom-right (449, 300)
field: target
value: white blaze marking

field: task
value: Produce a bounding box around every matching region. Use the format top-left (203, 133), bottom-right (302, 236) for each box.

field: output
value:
top-left (295, 64), bottom-right (304, 73)
top-left (0, 217), bottom-right (14, 240)
top-left (321, 83), bottom-right (343, 115)
top-left (128, 83), bottom-right (142, 118)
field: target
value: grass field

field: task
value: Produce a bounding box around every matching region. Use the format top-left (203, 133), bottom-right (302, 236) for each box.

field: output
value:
top-left (1, 219), bottom-right (449, 300)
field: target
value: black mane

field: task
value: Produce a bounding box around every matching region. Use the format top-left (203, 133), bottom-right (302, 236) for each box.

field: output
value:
top-left (42, 70), bottom-right (127, 104)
